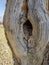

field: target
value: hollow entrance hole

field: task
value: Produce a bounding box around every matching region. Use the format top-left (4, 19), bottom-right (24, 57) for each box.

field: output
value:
top-left (23, 20), bottom-right (33, 38)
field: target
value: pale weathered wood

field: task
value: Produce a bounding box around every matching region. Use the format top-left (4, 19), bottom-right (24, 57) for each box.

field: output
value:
top-left (3, 0), bottom-right (49, 65)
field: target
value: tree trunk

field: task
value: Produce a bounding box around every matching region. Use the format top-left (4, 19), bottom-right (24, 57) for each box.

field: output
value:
top-left (3, 0), bottom-right (49, 65)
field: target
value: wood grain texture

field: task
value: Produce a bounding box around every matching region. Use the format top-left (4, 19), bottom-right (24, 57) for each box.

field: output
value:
top-left (3, 0), bottom-right (49, 65)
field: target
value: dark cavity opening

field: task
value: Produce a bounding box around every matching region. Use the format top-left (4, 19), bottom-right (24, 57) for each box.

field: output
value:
top-left (23, 20), bottom-right (33, 38)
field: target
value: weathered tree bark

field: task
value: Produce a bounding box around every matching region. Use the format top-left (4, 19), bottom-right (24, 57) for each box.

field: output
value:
top-left (3, 0), bottom-right (49, 65)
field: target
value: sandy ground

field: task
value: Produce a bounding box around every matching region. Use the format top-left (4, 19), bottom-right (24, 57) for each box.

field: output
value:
top-left (0, 24), bottom-right (14, 65)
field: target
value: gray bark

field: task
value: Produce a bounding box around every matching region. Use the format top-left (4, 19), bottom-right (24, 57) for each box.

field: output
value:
top-left (3, 0), bottom-right (49, 65)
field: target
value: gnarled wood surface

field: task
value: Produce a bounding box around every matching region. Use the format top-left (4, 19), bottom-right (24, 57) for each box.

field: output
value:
top-left (3, 0), bottom-right (49, 65)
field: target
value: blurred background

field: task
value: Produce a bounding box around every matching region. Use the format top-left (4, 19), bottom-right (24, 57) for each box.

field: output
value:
top-left (0, 0), bottom-right (6, 23)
